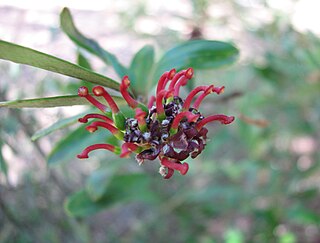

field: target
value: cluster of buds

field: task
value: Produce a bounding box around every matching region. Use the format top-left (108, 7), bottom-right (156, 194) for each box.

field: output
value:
top-left (77, 68), bottom-right (234, 179)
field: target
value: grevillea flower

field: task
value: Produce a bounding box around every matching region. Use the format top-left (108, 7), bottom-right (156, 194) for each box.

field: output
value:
top-left (77, 68), bottom-right (235, 179)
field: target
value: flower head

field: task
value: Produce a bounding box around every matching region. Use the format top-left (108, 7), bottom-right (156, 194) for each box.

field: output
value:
top-left (77, 68), bottom-right (234, 179)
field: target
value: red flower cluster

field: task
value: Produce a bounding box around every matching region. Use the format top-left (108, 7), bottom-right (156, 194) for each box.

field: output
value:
top-left (77, 68), bottom-right (234, 179)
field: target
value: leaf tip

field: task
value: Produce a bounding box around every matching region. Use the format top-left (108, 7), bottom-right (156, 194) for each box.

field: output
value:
top-left (61, 7), bottom-right (70, 15)
top-left (30, 135), bottom-right (38, 141)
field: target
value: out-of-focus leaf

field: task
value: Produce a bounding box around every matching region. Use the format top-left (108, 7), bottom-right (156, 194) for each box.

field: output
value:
top-left (224, 229), bottom-right (244, 243)
top-left (0, 141), bottom-right (8, 177)
top-left (153, 40), bottom-right (239, 80)
top-left (287, 204), bottom-right (320, 225)
top-left (0, 40), bottom-right (120, 90)
top-left (85, 167), bottom-right (115, 201)
top-left (278, 232), bottom-right (296, 243)
top-left (129, 45), bottom-right (155, 94)
top-left (65, 173), bottom-right (158, 217)
top-left (31, 112), bottom-right (88, 141)
top-left (60, 8), bottom-right (128, 78)
top-left (0, 95), bottom-right (125, 108)
top-left (65, 190), bottom-right (99, 218)
top-left (47, 124), bottom-right (110, 165)
top-left (77, 51), bottom-right (92, 70)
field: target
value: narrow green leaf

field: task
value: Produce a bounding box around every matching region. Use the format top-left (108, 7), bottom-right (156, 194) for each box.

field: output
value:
top-left (85, 168), bottom-right (115, 201)
top-left (0, 94), bottom-right (125, 108)
top-left (47, 124), bottom-right (111, 165)
top-left (31, 112), bottom-right (88, 141)
top-left (65, 174), bottom-right (158, 217)
top-left (153, 40), bottom-right (239, 80)
top-left (60, 8), bottom-right (128, 78)
top-left (129, 45), bottom-right (155, 94)
top-left (0, 40), bottom-right (120, 91)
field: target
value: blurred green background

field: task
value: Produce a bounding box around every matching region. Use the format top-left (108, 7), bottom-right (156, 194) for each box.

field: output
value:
top-left (0, 0), bottom-right (320, 242)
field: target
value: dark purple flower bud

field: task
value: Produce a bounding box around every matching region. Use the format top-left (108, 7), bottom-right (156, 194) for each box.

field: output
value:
top-left (169, 130), bottom-right (188, 149)
top-left (184, 127), bottom-right (198, 139)
top-left (136, 147), bottom-right (160, 164)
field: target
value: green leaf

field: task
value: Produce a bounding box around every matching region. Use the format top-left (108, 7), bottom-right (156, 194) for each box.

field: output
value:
top-left (287, 204), bottom-right (320, 225)
top-left (224, 229), bottom-right (244, 243)
top-left (0, 94), bottom-right (125, 108)
top-left (129, 45), bottom-right (155, 94)
top-left (85, 168), bottom-right (115, 201)
top-left (60, 7), bottom-right (128, 78)
top-left (65, 190), bottom-right (100, 218)
top-left (65, 173), bottom-right (158, 217)
top-left (279, 232), bottom-right (296, 243)
top-left (31, 112), bottom-right (88, 141)
top-left (153, 40), bottom-right (239, 80)
top-left (0, 141), bottom-right (8, 177)
top-left (47, 124), bottom-right (111, 165)
top-left (0, 40), bottom-right (120, 91)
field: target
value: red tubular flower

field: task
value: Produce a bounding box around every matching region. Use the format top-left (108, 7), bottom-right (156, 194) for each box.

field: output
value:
top-left (170, 111), bottom-right (200, 134)
top-left (120, 142), bottom-right (139, 158)
top-left (196, 114), bottom-right (235, 130)
top-left (173, 67), bottom-right (194, 97)
top-left (77, 67), bottom-right (234, 179)
top-left (168, 68), bottom-right (193, 90)
top-left (164, 168), bottom-right (174, 179)
top-left (79, 113), bottom-right (114, 124)
top-left (78, 86), bottom-right (108, 112)
top-left (148, 95), bottom-right (156, 109)
top-left (86, 121), bottom-right (124, 140)
top-left (120, 76), bottom-right (139, 109)
top-left (156, 89), bottom-right (172, 119)
top-left (160, 157), bottom-right (189, 176)
top-left (156, 71), bottom-right (169, 94)
top-left (156, 68), bottom-right (176, 95)
top-left (182, 85), bottom-right (208, 110)
top-left (90, 86), bottom-right (126, 130)
top-left (77, 144), bottom-right (120, 159)
top-left (193, 85), bottom-right (214, 109)
top-left (92, 86), bottom-right (120, 113)
top-left (212, 86), bottom-right (225, 94)
top-left (167, 70), bottom-right (185, 97)
top-left (193, 85), bottom-right (225, 109)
